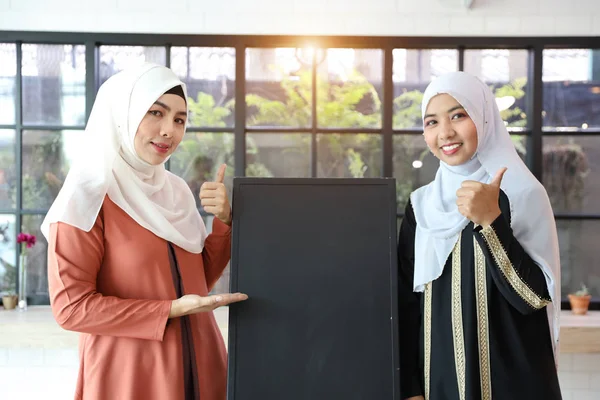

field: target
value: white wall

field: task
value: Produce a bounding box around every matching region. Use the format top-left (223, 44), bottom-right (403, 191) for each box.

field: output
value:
top-left (0, 0), bottom-right (599, 37)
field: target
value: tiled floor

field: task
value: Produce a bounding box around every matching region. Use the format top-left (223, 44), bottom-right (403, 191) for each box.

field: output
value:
top-left (1, 307), bottom-right (599, 399)
top-left (0, 306), bottom-right (228, 399)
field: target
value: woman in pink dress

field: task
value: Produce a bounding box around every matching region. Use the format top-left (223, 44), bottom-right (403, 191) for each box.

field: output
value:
top-left (42, 63), bottom-right (247, 400)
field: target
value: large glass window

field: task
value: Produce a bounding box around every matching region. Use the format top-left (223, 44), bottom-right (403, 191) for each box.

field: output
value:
top-left (22, 44), bottom-right (86, 126)
top-left (0, 36), bottom-right (598, 307)
top-left (0, 42), bottom-right (89, 304)
top-left (464, 49), bottom-right (529, 130)
top-left (21, 130), bottom-right (81, 210)
top-left (0, 43), bottom-right (16, 125)
top-left (99, 45), bottom-right (166, 84)
top-left (0, 214), bottom-right (16, 294)
top-left (246, 133), bottom-right (311, 178)
top-left (246, 48), bottom-right (313, 128)
top-left (542, 48), bottom-right (600, 299)
top-left (171, 47), bottom-right (236, 128)
top-left (543, 49), bottom-right (600, 130)
top-left (317, 49), bottom-right (383, 129)
top-left (0, 129), bottom-right (16, 209)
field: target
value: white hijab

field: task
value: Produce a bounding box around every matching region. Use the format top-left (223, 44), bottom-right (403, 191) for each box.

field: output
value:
top-left (41, 63), bottom-right (208, 253)
top-left (410, 71), bottom-right (560, 357)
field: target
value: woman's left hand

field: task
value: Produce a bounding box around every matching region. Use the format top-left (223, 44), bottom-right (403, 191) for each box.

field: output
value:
top-left (456, 167), bottom-right (507, 228)
top-left (200, 164), bottom-right (232, 225)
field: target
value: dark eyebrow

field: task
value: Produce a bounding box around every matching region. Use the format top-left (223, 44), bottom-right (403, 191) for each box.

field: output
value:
top-left (153, 100), bottom-right (188, 117)
top-left (447, 105), bottom-right (465, 114)
top-left (423, 105), bottom-right (465, 120)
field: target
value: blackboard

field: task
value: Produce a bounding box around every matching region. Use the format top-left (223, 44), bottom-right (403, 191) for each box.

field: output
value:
top-left (227, 178), bottom-right (399, 400)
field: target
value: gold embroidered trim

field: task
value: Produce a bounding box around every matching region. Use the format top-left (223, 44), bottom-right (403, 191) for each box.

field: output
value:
top-left (474, 239), bottom-right (492, 400)
top-left (424, 281), bottom-right (432, 400)
top-left (480, 225), bottom-right (549, 310)
top-left (451, 235), bottom-right (466, 400)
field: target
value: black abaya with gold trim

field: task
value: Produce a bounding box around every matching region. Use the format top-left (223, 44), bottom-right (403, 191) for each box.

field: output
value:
top-left (398, 191), bottom-right (562, 400)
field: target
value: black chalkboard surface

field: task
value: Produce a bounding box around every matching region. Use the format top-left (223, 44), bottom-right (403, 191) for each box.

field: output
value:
top-left (227, 178), bottom-right (399, 400)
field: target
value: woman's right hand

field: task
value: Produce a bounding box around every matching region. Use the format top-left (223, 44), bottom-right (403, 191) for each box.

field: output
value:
top-left (169, 293), bottom-right (248, 318)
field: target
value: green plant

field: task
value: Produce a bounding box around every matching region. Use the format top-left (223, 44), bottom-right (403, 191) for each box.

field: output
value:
top-left (246, 69), bottom-right (382, 178)
top-left (21, 133), bottom-right (66, 209)
top-left (494, 78), bottom-right (528, 157)
top-left (573, 284), bottom-right (590, 297)
top-left (393, 89), bottom-right (423, 129)
top-left (183, 91), bottom-right (273, 178)
top-left (494, 77), bottom-right (527, 128)
top-left (187, 92), bottom-right (232, 128)
top-left (246, 70), bottom-right (311, 128)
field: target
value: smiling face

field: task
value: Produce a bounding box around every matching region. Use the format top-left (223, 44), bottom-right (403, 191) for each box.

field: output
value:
top-left (423, 93), bottom-right (478, 166)
top-left (133, 93), bottom-right (187, 165)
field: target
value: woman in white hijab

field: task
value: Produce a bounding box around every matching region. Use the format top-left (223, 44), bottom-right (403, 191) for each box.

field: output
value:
top-left (397, 71), bottom-right (561, 400)
top-left (42, 63), bottom-right (247, 400)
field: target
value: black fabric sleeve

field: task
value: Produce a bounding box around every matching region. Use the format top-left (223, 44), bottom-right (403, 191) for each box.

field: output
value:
top-left (474, 212), bottom-right (551, 315)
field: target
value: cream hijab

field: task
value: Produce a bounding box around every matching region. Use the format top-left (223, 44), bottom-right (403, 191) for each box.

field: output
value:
top-left (41, 63), bottom-right (208, 253)
top-left (410, 71), bottom-right (560, 357)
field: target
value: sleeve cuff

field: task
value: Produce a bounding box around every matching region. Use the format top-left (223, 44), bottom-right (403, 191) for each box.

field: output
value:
top-left (154, 300), bottom-right (173, 341)
top-left (484, 214), bottom-right (511, 246)
top-left (476, 217), bottom-right (549, 310)
top-left (474, 214), bottom-right (511, 246)
top-left (212, 217), bottom-right (232, 236)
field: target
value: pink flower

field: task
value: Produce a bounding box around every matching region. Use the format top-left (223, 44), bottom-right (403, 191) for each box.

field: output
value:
top-left (27, 235), bottom-right (36, 248)
top-left (17, 232), bottom-right (37, 249)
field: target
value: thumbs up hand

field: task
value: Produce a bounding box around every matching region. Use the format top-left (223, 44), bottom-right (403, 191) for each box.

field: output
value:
top-left (200, 164), bottom-right (231, 225)
top-left (456, 167), bottom-right (507, 228)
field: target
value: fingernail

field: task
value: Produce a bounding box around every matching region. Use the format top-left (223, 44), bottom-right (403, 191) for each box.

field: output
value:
top-left (216, 296), bottom-right (223, 302)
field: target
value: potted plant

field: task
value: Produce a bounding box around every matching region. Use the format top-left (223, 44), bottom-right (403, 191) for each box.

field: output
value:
top-left (1, 259), bottom-right (17, 310)
top-left (568, 284), bottom-right (592, 315)
top-left (2, 290), bottom-right (17, 310)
